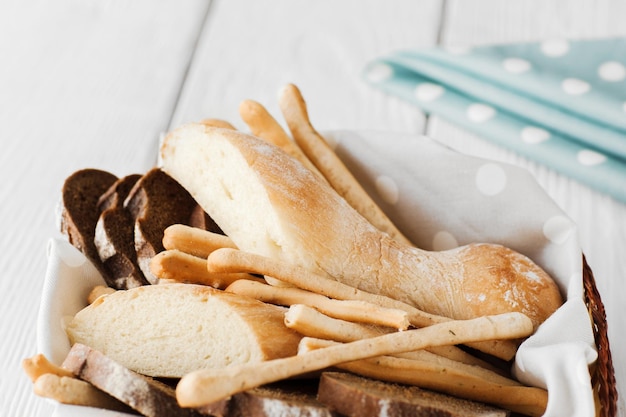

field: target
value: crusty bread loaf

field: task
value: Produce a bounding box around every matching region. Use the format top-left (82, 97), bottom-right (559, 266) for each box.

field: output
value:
top-left (317, 371), bottom-right (509, 417)
top-left (160, 124), bottom-right (562, 329)
top-left (65, 283), bottom-right (302, 378)
top-left (94, 173), bottom-right (149, 289)
top-left (123, 168), bottom-right (201, 284)
top-left (62, 343), bottom-right (205, 417)
top-left (60, 168), bottom-right (118, 285)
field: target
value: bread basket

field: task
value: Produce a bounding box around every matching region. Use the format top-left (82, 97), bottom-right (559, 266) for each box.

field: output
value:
top-left (39, 129), bottom-right (618, 417)
top-left (583, 256), bottom-right (618, 417)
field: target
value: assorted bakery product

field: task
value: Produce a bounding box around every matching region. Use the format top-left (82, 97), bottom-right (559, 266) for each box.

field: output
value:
top-left (30, 85), bottom-right (570, 417)
top-left (65, 283), bottom-right (302, 378)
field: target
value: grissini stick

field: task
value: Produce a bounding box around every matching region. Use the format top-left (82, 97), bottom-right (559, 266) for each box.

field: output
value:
top-left (150, 249), bottom-right (261, 288)
top-left (302, 339), bottom-right (547, 417)
top-left (226, 279), bottom-right (409, 330)
top-left (160, 125), bottom-right (562, 345)
top-left (176, 312), bottom-right (533, 408)
top-left (239, 99), bottom-right (326, 182)
top-left (162, 224), bottom-right (236, 259)
top-left (278, 83), bottom-right (412, 245)
top-left (284, 303), bottom-right (505, 374)
top-left (209, 247), bottom-right (518, 360)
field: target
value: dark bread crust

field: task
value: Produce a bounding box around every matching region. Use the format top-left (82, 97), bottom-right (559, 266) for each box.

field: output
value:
top-left (317, 372), bottom-right (509, 417)
top-left (123, 168), bottom-right (200, 284)
top-left (62, 343), bottom-right (205, 417)
top-left (94, 174), bottom-right (148, 289)
top-left (60, 169), bottom-right (118, 282)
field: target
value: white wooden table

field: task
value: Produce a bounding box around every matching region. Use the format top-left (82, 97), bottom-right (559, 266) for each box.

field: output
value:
top-left (1, 1), bottom-right (624, 416)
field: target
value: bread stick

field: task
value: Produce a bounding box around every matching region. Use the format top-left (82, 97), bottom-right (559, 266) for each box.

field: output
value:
top-left (303, 339), bottom-right (547, 417)
top-left (176, 312), bottom-right (533, 407)
top-left (33, 373), bottom-right (133, 412)
top-left (22, 354), bottom-right (73, 382)
top-left (163, 224), bottom-right (236, 259)
top-left (208, 247), bottom-right (519, 360)
top-left (150, 249), bottom-right (261, 288)
top-left (239, 99), bottom-right (326, 181)
top-left (285, 304), bottom-right (505, 374)
top-left (278, 84), bottom-right (412, 245)
top-left (226, 279), bottom-right (409, 330)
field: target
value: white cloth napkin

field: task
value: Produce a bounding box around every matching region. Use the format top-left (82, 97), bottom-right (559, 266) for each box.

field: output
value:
top-left (38, 131), bottom-right (597, 417)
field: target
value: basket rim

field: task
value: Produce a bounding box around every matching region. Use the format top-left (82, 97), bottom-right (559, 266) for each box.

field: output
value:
top-left (583, 255), bottom-right (617, 417)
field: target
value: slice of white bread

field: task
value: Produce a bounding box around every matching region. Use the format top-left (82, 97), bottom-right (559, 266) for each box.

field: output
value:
top-left (317, 371), bottom-right (509, 417)
top-left (65, 283), bottom-right (302, 378)
top-left (159, 124), bottom-right (562, 330)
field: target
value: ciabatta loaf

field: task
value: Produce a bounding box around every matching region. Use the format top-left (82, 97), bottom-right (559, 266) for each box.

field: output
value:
top-left (160, 124), bottom-right (562, 329)
top-left (65, 284), bottom-right (302, 378)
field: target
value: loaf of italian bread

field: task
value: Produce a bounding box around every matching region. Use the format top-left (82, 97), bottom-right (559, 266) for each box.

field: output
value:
top-left (160, 124), bottom-right (563, 329)
top-left (65, 283), bottom-right (302, 378)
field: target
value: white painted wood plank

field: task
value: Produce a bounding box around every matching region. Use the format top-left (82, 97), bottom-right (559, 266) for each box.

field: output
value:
top-left (169, 0), bottom-right (443, 135)
top-left (432, 1), bottom-right (626, 415)
top-left (0, 1), bottom-right (208, 416)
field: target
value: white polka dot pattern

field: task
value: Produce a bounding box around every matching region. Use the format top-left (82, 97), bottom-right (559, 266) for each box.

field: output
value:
top-left (475, 163), bottom-right (507, 196)
top-left (374, 175), bottom-right (399, 205)
top-left (598, 61), bottom-right (626, 82)
top-left (541, 39), bottom-right (570, 57)
top-left (520, 126), bottom-right (551, 144)
top-left (466, 103), bottom-right (496, 123)
top-left (363, 37), bottom-right (626, 203)
top-left (577, 149), bottom-right (607, 166)
top-left (432, 231), bottom-right (458, 251)
top-left (502, 57), bottom-right (532, 74)
top-left (543, 215), bottom-right (574, 244)
top-left (561, 78), bottom-right (591, 95)
top-left (414, 83), bottom-right (444, 102)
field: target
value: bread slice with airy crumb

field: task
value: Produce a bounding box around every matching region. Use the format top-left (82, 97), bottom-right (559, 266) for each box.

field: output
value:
top-left (65, 283), bottom-right (302, 378)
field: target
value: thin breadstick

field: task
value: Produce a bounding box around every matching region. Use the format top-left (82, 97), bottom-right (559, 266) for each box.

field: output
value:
top-left (278, 83), bottom-right (411, 245)
top-left (239, 99), bottom-right (326, 181)
top-left (199, 118), bottom-right (237, 130)
top-left (301, 338), bottom-right (547, 417)
top-left (150, 249), bottom-right (261, 288)
top-left (87, 285), bottom-right (116, 304)
top-left (163, 224), bottom-right (236, 259)
top-left (284, 304), bottom-right (505, 375)
top-left (22, 354), bottom-right (74, 382)
top-left (226, 279), bottom-right (409, 330)
top-left (33, 373), bottom-right (132, 412)
top-left (176, 312), bottom-right (533, 407)
top-left (207, 247), bottom-right (519, 360)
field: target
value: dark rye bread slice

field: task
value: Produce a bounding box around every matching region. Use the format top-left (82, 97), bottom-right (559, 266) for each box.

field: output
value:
top-left (123, 168), bottom-right (201, 284)
top-left (317, 372), bottom-right (510, 417)
top-left (223, 380), bottom-right (337, 417)
top-left (94, 174), bottom-right (149, 289)
top-left (60, 169), bottom-right (118, 283)
top-left (62, 343), bottom-right (205, 417)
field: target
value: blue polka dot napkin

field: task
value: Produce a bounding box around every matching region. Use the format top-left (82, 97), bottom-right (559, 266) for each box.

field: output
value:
top-left (364, 38), bottom-right (626, 204)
